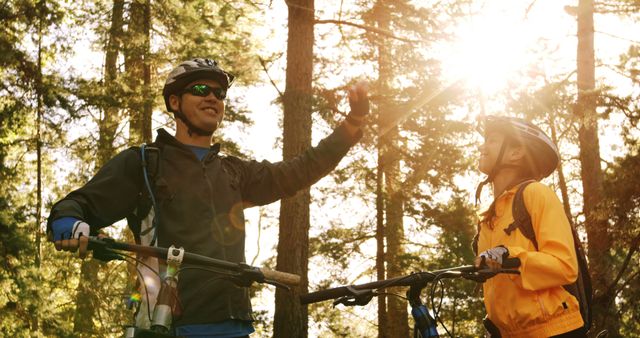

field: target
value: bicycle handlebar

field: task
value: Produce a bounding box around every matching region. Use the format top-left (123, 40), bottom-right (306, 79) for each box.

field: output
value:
top-left (86, 236), bottom-right (301, 287)
top-left (300, 258), bottom-right (521, 305)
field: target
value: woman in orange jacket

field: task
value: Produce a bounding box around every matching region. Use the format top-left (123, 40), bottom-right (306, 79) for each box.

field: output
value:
top-left (473, 116), bottom-right (585, 338)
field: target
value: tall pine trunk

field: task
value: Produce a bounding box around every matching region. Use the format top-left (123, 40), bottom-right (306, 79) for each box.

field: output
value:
top-left (125, 0), bottom-right (152, 145)
top-left (273, 0), bottom-right (314, 337)
top-left (73, 1), bottom-right (124, 333)
top-left (374, 1), bottom-right (409, 336)
top-left (376, 151), bottom-right (387, 337)
top-left (547, 115), bottom-right (573, 222)
top-left (33, 0), bottom-right (46, 331)
top-left (100, 0), bottom-right (124, 165)
top-left (575, 0), bottom-right (617, 334)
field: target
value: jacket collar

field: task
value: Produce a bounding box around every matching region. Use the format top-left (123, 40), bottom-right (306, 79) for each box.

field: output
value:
top-left (154, 128), bottom-right (221, 155)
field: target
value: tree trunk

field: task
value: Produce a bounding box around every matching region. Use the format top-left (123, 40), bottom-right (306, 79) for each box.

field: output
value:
top-left (273, 0), bottom-right (314, 337)
top-left (73, 1), bottom-right (124, 333)
top-left (125, 0), bottom-right (151, 145)
top-left (142, 0), bottom-right (152, 143)
top-left (35, 0), bottom-right (44, 271)
top-left (100, 0), bottom-right (124, 165)
top-left (376, 151), bottom-right (388, 338)
top-left (575, 0), bottom-right (617, 334)
top-left (73, 259), bottom-right (101, 334)
top-left (547, 115), bottom-right (573, 223)
top-left (374, 1), bottom-right (409, 336)
top-left (34, 0), bottom-right (46, 331)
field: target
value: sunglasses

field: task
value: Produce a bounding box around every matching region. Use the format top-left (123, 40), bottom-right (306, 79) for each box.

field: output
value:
top-left (182, 84), bottom-right (227, 100)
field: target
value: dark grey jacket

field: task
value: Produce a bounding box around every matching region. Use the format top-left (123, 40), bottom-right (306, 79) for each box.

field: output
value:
top-left (47, 126), bottom-right (360, 326)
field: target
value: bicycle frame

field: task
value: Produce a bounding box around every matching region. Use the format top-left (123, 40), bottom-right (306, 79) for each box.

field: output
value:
top-left (86, 236), bottom-right (300, 338)
top-left (301, 261), bottom-right (520, 338)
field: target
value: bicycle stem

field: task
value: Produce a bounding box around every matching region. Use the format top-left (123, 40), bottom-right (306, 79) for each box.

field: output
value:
top-left (150, 245), bottom-right (184, 334)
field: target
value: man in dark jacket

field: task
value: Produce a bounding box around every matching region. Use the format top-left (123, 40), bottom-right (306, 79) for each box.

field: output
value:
top-left (47, 58), bottom-right (369, 337)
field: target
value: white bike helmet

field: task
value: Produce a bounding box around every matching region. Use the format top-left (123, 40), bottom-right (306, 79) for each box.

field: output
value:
top-left (475, 116), bottom-right (560, 203)
top-left (162, 58), bottom-right (235, 136)
top-left (479, 116), bottom-right (559, 178)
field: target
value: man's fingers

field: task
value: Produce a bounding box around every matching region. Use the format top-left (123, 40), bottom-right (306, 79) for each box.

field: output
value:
top-left (61, 239), bottom-right (70, 251)
top-left (78, 236), bottom-right (89, 259)
top-left (69, 238), bottom-right (79, 251)
top-left (54, 240), bottom-right (62, 251)
top-left (61, 239), bottom-right (79, 252)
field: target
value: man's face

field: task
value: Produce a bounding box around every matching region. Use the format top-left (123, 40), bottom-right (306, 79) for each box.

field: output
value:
top-left (478, 131), bottom-right (506, 175)
top-left (170, 79), bottom-right (225, 133)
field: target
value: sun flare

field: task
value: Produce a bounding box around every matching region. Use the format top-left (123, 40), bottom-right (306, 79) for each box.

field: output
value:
top-left (440, 2), bottom-right (571, 97)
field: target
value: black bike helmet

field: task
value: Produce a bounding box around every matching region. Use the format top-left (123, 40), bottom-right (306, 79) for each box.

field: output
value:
top-left (162, 58), bottom-right (235, 136)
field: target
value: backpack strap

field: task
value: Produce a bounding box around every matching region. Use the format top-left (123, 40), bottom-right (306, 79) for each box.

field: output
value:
top-left (504, 180), bottom-right (538, 250)
top-left (127, 143), bottom-right (161, 244)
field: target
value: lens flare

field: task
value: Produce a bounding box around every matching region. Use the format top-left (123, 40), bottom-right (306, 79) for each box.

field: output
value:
top-left (129, 292), bottom-right (142, 303)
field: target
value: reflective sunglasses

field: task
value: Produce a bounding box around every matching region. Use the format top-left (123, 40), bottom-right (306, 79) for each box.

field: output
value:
top-left (182, 84), bottom-right (227, 100)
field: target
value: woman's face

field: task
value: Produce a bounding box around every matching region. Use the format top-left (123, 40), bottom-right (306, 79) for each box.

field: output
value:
top-left (478, 131), bottom-right (506, 175)
top-left (479, 132), bottom-right (528, 176)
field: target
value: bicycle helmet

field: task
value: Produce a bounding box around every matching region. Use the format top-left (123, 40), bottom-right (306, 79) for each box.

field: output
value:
top-left (475, 116), bottom-right (560, 203)
top-left (162, 58), bottom-right (235, 136)
top-left (479, 116), bottom-right (559, 178)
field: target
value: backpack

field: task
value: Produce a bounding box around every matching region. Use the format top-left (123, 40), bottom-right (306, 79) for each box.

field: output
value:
top-left (127, 143), bottom-right (162, 246)
top-left (125, 144), bottom-right (172, 327)
top-left (473, 180), bottom-right (593, 332)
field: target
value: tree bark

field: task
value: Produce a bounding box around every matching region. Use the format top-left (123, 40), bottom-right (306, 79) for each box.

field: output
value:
top-left (273, 0), bottom-right (314, 337)
top-left (374, 1), bottom-right (409, 337)
top-left (100, 0), bottom-right (124, 165)
top-left (547, 115), bottom-right (573, 224)
top-left (376, 151), bottom-right (388, 338)
top-left (73, 1), bottom-right (124, 333)
top-left (575, 0), bottom-right (617, 334)
top-left (142, 0), bottom-right (152, 143)
top-left (125, 0), bottom-right (151, 145)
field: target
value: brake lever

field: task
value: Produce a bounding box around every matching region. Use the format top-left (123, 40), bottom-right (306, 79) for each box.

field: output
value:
top-left (332, 286), bottom-right (374, 307)
top-left (92, 248), bottom-right (124, 262)
top-left (463, 270), bottom-right (496, 283)
top-left (87, 237), bottom-right (124, 262)
top-left (463, 268), bottom-right (521, 283)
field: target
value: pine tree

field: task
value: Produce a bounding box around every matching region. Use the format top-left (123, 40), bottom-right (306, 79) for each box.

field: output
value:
top-left (274, 1), bottom-right (315, 337)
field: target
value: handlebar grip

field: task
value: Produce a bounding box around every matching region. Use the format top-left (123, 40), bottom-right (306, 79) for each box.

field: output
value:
top-left (300, 286), bottom-right (349, 305)
top-left (259, 268), bottom-right (300, 286)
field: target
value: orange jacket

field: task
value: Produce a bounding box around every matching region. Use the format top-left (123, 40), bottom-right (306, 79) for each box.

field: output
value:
top-left (477, 182), bottom-right (584, 337)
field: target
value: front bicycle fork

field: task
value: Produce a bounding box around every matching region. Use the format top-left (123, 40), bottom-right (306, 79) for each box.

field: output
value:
top-left (408, 285), bottom-right (439, 338)
top-left (125, 245), bottom-right (184, 338)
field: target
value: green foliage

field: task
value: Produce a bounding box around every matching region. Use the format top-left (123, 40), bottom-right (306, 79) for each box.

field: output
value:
top-left (602, 139), bottom-right (640, 336)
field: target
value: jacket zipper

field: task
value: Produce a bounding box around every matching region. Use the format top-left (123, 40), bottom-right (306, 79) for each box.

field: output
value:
top-left (202, 159), bottom-right (235, 318)
top-left (202, 161), bottom-right (227, 261)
